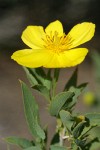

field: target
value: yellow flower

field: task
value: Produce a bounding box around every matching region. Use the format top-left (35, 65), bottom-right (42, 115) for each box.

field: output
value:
top-left (11, 20), bottom-right (95, 68)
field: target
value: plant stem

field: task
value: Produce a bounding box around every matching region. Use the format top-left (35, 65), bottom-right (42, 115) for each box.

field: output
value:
top-left (59, 127), bottom-right (66, 146)
top-left (52, 69), bottom-right (60, 98)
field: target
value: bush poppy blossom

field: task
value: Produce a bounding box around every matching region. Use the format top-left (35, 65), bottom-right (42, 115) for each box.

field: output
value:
top-left (11, 20), bottom-right (95, 68)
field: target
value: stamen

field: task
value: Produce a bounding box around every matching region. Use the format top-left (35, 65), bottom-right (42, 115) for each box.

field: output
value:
top-left (42, 31), bottom-right (73, 53)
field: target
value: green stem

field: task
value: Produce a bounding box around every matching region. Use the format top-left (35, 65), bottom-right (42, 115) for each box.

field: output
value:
top-left (52, 69), bottom-right (60, 98)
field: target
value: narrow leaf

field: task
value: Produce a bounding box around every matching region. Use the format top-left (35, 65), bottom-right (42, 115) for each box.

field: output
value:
top-left (49, 92), bottom-right (74, 116)
top-left (23, 67), bottom-right (38, 86)
top-left (64, 68), bottom-right (78, 90)
top-left (67, 87), bottom-right (81, 109)
top-left (35, 67), bottom-right (46, 77)
top-left (67, 83), bottom-right (88, 109)
top-left (5, 137), bottom-right (33, 149)
top-left (47, 69), bottom-right (52, 79)
top-left (33, 84), bottom-right (50, 100)
top-left (60, 110), bottom-right (74, 131)
top-left (77, 83), bottom-right (88, 90)
top-left (29, 68), bottom-right (46, 84)
top-left (54, 69), bottom-right (60, 82)
top-left (20, 81), bottom-right (45, 139)
top-left (84, 137), bottom-right (100, 150)
top-left (73, 121), bottom-right (86, 138)
top-left (71, 142), bottom-right (82, 150)
top-left (85, 113), bottom-right (100, 126)
top-left (35, 68), bottom-right (52, 90)
top-left (75, 139), bottom-right (86, 149)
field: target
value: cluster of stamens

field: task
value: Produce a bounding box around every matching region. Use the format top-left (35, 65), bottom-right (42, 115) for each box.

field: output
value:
top-left (42, 31), bottom-right (73, 53)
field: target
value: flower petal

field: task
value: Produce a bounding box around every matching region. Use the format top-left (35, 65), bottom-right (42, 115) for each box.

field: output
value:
top-left (67, 22), bottom-right (95, 49)
top-left (11, 48), bottom-right (88, 68)
top-left (45, 20), bottom-right (63, 37)
top-left (44, 48), bottom-right (88, 68)
top-left (21, 26), bottom-right (45, 49)
top-left (11, 49), bottom-right (53, 68)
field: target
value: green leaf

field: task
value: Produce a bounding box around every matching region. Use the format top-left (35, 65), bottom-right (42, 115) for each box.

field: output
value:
top-left (75, 139), bottom-right (86, 149)
top-left (34, 67), bottom-right (46, 77)
top-left (67, 83), bottom-right (88, 109)
top-left (28, 68), bottom-right (46, 85)
top-left (47, 69), bottom-right (52, 78)
top-left (64, 68), bottom-right (78, 90)
top-left (43, 78), bottom-right (51, 90)
top-left (80, 126), bottom-right (96, 139)
top-left (23, 67), bottom-right (51, 90)
top-left (5, 136), bottom-right (33, 149)
top-left (84, 137), bottom-right (99, 150)
top-left (32, 84), bottom-right (50, 100)
top-left (29, 68), bottom-right (51, 90)
top-left (50, 145), bottom-right (67, 150)
top-left (73, 121), bottom-right (86, 138)
top-left (67, 87), bottom-right (81, 109)
top-left (23, 67), bottom-right (38, 86)
top-left (49, 92), bottom-right (74, 116)
top-left (54, 69), bottom-right (60, 83)
top-left (59, 110), bottom-right (74, 131)
top-left (85, 113), bottom-right (100, 126)
top-left (71, 142), bottom-right (82, 150)
top-left (24, 146), bottom-right (42, 150)
top-left (20, 81), bottom-right (45, 140)
top-left (77, 83), bottom-right (88, 90)
top-left (61, 87), bottom-right (82, 111)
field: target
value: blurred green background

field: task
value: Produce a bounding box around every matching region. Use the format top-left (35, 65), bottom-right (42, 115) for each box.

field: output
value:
top-left (0, 0), bottom-right (100, 149)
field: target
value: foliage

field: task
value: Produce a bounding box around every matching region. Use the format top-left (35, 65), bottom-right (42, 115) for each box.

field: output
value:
top-left (4, 66), bottom-right (100, 150)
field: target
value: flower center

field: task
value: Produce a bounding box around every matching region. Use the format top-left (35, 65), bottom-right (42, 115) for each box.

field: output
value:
top-left (43, 31), bottom-right (72, 53)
